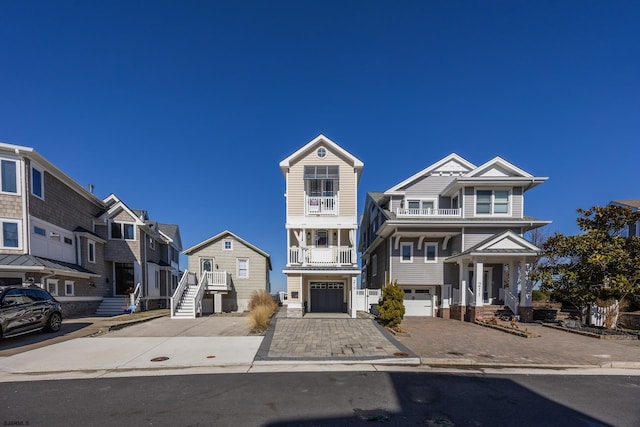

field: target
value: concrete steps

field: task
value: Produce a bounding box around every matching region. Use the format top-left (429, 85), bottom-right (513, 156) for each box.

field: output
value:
top-left (95, 297), bottom-right (129, 316)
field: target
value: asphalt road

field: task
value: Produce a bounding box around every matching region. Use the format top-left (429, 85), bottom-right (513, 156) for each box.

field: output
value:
top-left (2, 371), bottom-right (639, 426)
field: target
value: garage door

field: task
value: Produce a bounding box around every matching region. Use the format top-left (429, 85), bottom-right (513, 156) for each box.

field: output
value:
top-left (310, 282), bottom-right (344, 312)
top-left (404, 289), bottom-right (433, 317)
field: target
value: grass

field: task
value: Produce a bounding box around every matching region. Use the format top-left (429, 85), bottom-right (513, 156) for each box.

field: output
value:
top-left (246, 290), bottom-right (278, 333)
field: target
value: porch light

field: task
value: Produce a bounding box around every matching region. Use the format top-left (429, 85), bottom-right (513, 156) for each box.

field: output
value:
top-left (307, 232), bottom-right (311, 242)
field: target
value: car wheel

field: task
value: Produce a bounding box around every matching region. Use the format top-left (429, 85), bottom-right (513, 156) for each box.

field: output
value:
top-left (45, 312), bottom-right (62, 332)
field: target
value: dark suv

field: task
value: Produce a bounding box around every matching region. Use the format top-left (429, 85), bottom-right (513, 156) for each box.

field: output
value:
top-left (0, 285), bottom-right (63, 340)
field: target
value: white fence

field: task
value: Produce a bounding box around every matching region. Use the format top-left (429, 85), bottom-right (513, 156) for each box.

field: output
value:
top-left (351, 288), bottom-right (381, 318)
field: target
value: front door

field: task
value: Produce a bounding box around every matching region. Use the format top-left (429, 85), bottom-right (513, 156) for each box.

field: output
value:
top-left (310, 282), bottom-right (344, 312)
top-left (115, 262), bottom-right (135, 295)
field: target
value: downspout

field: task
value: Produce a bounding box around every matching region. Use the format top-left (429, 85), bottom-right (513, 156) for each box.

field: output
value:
top-left (40, 270), bottom-right (56, 290)
top-left (16, 149), bottom-right (29, 255)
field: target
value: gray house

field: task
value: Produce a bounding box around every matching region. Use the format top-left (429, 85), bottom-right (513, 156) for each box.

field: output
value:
top-left (359, 153), bottom-right (550, 322)
top-left (182, 230), bottom-right (271, 314)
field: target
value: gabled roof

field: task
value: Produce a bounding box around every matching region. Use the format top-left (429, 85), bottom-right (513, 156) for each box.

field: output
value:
top-left (0, 254), bottom-right (99, 278)
top-left (184, 230), bottom-right (272, 270)
top-left (98, 194), bottom-right (146, 225)
top-left (385, 153), bottom-right (476, 194)
top-left (446, 230), bottom-right (540, 262)
top-left (610, 199), bottom-right (640, 209)
top-left (279, 134), bottom-right (364, 174)
top-left (158, 223), bottom-right (183, 250)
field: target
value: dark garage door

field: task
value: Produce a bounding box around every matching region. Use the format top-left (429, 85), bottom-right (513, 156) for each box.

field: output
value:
top-left (310, 282), bottom-right (344, 312)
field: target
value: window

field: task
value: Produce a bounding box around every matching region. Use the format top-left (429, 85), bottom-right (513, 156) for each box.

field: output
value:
top-left (223, 240), bottom-right (233, 251)
top-left (316, 147), bottom-right (327, 158)
top-left (400, 243), bottom-right (413, 263)
top-left (476, 189), bottom-right (510, 215)
top-left (31, 166), bottom-right (44, 199)
top-left (424, 243), bottom-right (437, 263)
top-left (200, 258), bottom-right (214, 273)
top-left (149, 236), bottom-right (155, 250)
top-left (316, 230), bottom-right (328, 247)
top-left (88, 241), bottom-right (96, 263)
top-left (1, 221), bottom-right (20, 248)
top-left (34, 226), bottom-right (46, 236)
top-left (1, 159), bottom-right (18, 194)
top-left (65, 280), bottom-right (74, 296)
top-left (407, 199), bottom-right (435, 212)
top-left (372, 254), bottom-right (377, 277)
top-left (237, 258), bottom-right (249, 279)
top-left (110, 222), bottom-right (135, 240)
top-left (47, 279), bottom-right (59, 296)
top-left (64, 237), bottom-right (73, 245)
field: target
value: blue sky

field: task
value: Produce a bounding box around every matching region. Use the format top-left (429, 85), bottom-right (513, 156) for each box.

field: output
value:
top-left (1, 1), bottom-right (638, 293)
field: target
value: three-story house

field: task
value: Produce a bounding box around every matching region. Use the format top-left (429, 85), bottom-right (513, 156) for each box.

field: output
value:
top-left (280, 135), bottom-right (363, 318)
top-left (359, 153), bottom-right (550, 322)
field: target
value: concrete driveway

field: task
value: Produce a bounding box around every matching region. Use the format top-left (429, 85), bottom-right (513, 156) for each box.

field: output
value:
top-left (103, 315), bottom-right (253, 337)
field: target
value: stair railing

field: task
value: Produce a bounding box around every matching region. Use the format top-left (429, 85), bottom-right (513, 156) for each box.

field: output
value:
top-left (130, 282), bottom-right (143, 312)
top-left (503, 289), bottom-right (519, 315)
top-left (171, 271), bottom-right (190, 318)
top-left (193, 275), bottom-right (206, 317)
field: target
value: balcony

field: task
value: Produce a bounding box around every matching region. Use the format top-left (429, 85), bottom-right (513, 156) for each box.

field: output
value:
top-left (288, 246), bottom-right (355, 267)
top-left (201, 271), bottom-right (231, 291)
top-left (396, 208), bottom-right (461, 218)
top-left (305, 195), bottom-right (338, 215)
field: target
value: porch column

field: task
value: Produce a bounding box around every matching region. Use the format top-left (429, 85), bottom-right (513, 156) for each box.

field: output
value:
top-left (519, 259), bottom-right (531, 307)
top-left (458, 261), bottom-right (467, 306)
top-left (509, 261), bottom-right (518, 298)
top-left (442, 284), bottom-right (451, 309)
top-left (473, 260), bottom-right (484, 307)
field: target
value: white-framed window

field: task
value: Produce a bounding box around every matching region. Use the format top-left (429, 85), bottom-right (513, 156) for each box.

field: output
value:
top-left (110, 222), bottom-right (135, 240)
top-left (406, 199), bottom-right (436, 213)
top-left (88, 240), bottom-right (96, 263)
top-left (372, 254), bottom-right (378, 277)
top-left (31, 165), bottom-right (44, 199)
top-left (400, 243), bottom-right (413, 263)
top-left (64, 280), bottom-right (74, 296)
top-left (237, 258), bottom-right (249, 279)
top-left (316, 147), bottom-right (327, 158)
top-left (0, 158), bottom-right (19, 194)
top-left (47, 279), bottom-right (59, 296)
top-left (1, 220), bottom-right (21, 249)
top-left (223, 240), bottom-right (233, 251)
top-left (424, 243), bottom-right (437, 263)
top-left (149, 236), bottom-right (155, 250)
top-left (476, 189), bottom-right (510, 215)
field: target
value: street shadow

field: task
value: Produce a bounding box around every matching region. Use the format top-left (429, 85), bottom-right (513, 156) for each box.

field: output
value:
top-left (0, 322), bottom-right (91, 351)
top-left (264, 371), bottom-right (613, 427)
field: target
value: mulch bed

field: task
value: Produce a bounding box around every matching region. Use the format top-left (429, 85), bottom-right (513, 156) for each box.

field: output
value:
top-left (543, 323), bottom-right (639, 340)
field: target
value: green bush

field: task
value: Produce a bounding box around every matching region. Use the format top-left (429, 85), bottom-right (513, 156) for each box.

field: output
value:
top-left (532, 289), bottom-right (550, 302)
top-left (377, 281), bottom-right (405, 328)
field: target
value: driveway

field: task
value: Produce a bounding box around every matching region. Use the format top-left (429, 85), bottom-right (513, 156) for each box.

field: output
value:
top-left (395, 317), bottom-right (640, 368)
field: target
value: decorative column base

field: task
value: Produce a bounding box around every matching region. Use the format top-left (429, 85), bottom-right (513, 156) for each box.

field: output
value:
top-left (467, 306), bottom-right (481, 322)
top-left (450, 305), bottom-right (464, 321)
top-left (439, 308), bottom-right (451, 319)
top-left (518, 307), bottom-right (534, 323)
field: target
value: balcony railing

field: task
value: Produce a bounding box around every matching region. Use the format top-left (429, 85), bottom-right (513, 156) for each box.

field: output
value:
top-left (202, 271), bottom-right (231, 291)
top-left (305, 195), bottom-right (338, 215)
top-left (396, 208), bottom-right (461, 217)
top-left (288, 246), bottom-right (355, 267)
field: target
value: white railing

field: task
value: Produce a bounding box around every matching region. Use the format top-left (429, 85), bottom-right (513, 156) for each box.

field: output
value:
top-left (203, 271), bottom-right (230, 291)
top-left (396, 208), bottom-right (461, 217)
top-left (305, 195), bottom-right (338, 215)
top-left (170, 271), bottom-right (191, 318)
top-left (466, 287), bottom-right (475, 306)
top-left (193, 277), bottom-right (205, 318)
top-left (130, 282), bottom-right (143, 312)
top-left (288, 246), bottom-right (355, 266)
top-left (501, 288), bottom-right (519, 315)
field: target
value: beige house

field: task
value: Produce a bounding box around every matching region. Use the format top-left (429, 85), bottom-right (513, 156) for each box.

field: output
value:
top-left (280, 135), bottom-right (363, 317)
top-left (182, 230), bottom-right (271, 314)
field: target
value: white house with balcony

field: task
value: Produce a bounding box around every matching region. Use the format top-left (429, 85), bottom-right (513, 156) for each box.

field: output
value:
top-left (359, 153), bottom-right (550, 322)
top-left (280, 135), bottom-right (363, 318)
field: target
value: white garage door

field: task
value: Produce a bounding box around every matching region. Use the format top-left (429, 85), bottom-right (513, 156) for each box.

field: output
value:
top-left (404, 289), bottom-right (433, 317)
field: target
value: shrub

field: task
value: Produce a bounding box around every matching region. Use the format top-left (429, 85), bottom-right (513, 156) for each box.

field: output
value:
top-left (377, 281), bottom-right (405, 328)
top-left (246, 289), bottom-right (278, 333)
top-left (532, 289), bottom-right (550, 302)
top-left (248, 289), bottom-right (277, 312)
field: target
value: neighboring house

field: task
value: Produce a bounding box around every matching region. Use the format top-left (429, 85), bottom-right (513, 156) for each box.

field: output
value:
top-left (0, 142), bottom-right (182, 316)
top-left (609, 200), bottom-right (640, 237)
top-left (96, 194), bottom-right (183, 311)
top-left (280, 134), bottom-right (363, 318)
top-left (183, 230), bottom-right (271, 314)
top-left (359, 153), bottom-right (550, 322)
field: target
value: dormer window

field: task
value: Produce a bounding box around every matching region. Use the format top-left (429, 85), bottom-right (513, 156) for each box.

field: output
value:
top-left (476, 190), bottom-right (510, 215)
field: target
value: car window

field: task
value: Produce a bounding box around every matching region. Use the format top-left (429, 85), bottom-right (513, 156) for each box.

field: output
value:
top-left (3, 288), bottom-right (28, 305)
